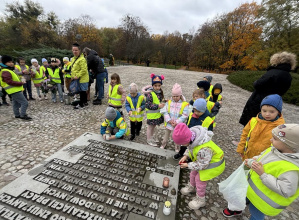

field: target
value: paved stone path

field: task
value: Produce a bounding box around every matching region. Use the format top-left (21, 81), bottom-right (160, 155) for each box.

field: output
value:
top-left (0, 66), bottom-right (298, 220)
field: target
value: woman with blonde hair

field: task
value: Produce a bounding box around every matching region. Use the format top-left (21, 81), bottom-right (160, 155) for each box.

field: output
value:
top-left (239, 51), bottom-right (297, 126)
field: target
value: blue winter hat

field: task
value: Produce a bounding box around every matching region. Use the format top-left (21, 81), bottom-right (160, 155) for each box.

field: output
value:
top-left (197, 80), bottom-right (210, 91)
top-left (193, 98), bottom-right (207, 113)
top-left (42, 58), bottom-right (47, 63)
top-left (260, 94), bottom-right (283, 113)
top-left (151, 73), bottom-right (164, 85)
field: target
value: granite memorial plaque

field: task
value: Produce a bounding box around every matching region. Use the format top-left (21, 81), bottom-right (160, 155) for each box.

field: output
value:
top-left (0, 132), bottom-right (180, 220)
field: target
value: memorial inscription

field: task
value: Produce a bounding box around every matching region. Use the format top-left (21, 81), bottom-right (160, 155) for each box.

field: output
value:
top-left (0, 133), bottom-right (180, 220)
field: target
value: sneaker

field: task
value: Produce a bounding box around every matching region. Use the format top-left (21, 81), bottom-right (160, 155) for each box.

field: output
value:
top-left (60, 100), bottom-right (63, 103)
top-left (160, 144), bottom-right (166, 149)
top-left (74, 104), bottom-right (84, 110)
top-left (147, 139), bottom-right (158, 147)
top-left (173, 153), bottom-right (183, 160)
top-left (38, 96), bottom-right (42, 101)
top-left (15, 115), bottom-right (20, 119)
top-left (3, 102), bottom-right (10, 106)
top-left (130, 135), bottom-right (135, 141)
top-left (29, 97), bottom-right (35, 100)
top-left (93, 99), bottom-right (102, 105)
top-left (180, 182), bottom-right (196, 195)
top-left (222, 208), bottom-right (242, 218)
top-left (20, 115), bottom-right (32, 120)
top-left (188, 195), bottom-right (206, 210)
top-left (53, 100), bottom-right (57, 103)
top-left (44, 95), bottom-right (48, 100)
top-left (84, 103), bottom-right (89, 107)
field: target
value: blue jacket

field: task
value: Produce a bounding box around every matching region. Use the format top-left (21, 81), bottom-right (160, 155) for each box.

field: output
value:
top-left (125, 92), bottom-right (145, 112)
top-left (187, 109), bottom-right (213, 131)
top-left (100, 111), bottom-right (126, 138)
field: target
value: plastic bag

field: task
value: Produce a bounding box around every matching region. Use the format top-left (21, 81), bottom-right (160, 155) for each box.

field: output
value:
top-left (69, 79), bottom-right (80, 94)
top-left (218, 162), bottom-right (249, 211)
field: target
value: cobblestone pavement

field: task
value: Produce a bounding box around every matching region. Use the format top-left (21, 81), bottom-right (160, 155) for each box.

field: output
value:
top-left (0, 66), bottom-right (298, 220)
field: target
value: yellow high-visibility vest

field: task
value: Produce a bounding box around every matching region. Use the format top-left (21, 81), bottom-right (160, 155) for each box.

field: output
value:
top-left (247, 147), bottom-right (299, 216)
top-left (146, 92), bottom-right (162, 120)
top-left (189, 140), bottom-right (225, 181)
top-left (47, 67), bottom-right (61, 84)
top-left (15, 64), bottom-right (29, 79)
top-left (108, 84), bottom-right (122, 106)
top-left (32, 67), bottom-right (44, 85)
top-left (126, 95), bottom-right (145, 122)
top-left (63, 63), bottom-right (72, 78)
top-left (0, 68), bottom-right (23, 94)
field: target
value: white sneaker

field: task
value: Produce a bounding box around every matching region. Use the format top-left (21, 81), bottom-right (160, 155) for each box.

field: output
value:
top-left (60, 100), bottom-right (63, 103)
top-left (38, 96), bottom-right (42, 101)
top-left (147, 139), bottom-right (158, 147)
top-left (44, 95), bottom-right (48, 100)
top-left (180, 182), bottom-right (196, 195)
top-left (188, 195), bottom-right (206, 210)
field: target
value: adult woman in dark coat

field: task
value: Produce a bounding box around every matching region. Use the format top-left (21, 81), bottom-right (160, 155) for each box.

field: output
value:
top-left (239, 51), bottom-right (297, 126)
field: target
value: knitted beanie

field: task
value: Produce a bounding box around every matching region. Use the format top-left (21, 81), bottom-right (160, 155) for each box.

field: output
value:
top-left (151, 73), bottom-right (164, 85)
top-left (129, 83), bottom-right (138, 93)
top-left (197, 81), bottom-right (210, 91)
top-left (272, 124), bottom-right (299, 152)
top-left (204, 76), bottom-right (213, 83)
top-left (1, 55), bottom-right (13, 65)
top-left (172, 83), bottom-right (182, 96)
top-left (172, 123), bottom-right (192, 145)
top-left (63, 57), bottom-right (69, 62)
top-left (42, 58), bottom-right (47, 63)
top-left (193, 98), bottom-right (207, 113)
top-left (31, 58), bottom-right (38, 64)
top-left (260, 94), bottom-right (283, 113)
top-left (105, 107), bottom-right (117, 121)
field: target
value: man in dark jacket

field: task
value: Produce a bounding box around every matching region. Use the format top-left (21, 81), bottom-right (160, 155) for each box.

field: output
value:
top-left (239, 51), bottom-right (296, 126)
top-left (83, 47), bottom-right (105, 105)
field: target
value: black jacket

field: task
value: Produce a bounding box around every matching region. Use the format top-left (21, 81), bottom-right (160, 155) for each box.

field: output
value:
top-left (239, 63), bottom-right (292, 126)
top-left (86, 50), bottom-right (105, 74)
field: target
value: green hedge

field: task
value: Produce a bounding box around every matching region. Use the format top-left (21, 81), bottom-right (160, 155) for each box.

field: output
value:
top-left (227, 71), bottom-right (299, 106)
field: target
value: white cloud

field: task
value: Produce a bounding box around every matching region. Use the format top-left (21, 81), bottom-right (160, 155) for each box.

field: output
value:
top-left (0, 0), bottom-right (262, 34)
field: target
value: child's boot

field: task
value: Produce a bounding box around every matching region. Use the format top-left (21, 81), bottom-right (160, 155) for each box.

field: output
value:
top-left (180, 182), bottom-right (196, 195)
top-left (188, 195), bottom-right (206, 210)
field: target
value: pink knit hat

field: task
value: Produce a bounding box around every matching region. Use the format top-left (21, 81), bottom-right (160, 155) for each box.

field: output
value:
top-left (172, 123), bottom-right (192, 145)
top-left (172, 83), bottom-right (182, 96)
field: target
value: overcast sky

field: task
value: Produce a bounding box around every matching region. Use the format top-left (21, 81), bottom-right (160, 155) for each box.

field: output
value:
top-left (0, 0), bottom-right (262, 34)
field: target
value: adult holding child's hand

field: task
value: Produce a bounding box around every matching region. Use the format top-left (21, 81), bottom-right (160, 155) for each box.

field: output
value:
top-left (239, 52), bottom-right (297, 126)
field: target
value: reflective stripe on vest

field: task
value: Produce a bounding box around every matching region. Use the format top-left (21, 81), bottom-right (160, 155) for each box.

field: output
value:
top-left (244, 118), bottom-right (258, 153)
top-left (32, 67), bottom-right (44, 84)
top-left (165, 100), bottom-right (189, 126)
top-left (126, 95), bottom-right (145, 122)
top-left (108, 84), bottom-right (122, 106)
top-left (115, 117), bottom-right (130, 136)
top-left (247, 147), bottom-right (299, 216)
top-left (189, 140), bottom-right (225, 181)
top-left (146, 92), bottom-right (162, 120)
top-left (187, 113), bottom-right (214, 129)
top-left (0, 69), bottom-right (23, 94)
top-left (47, 68), bottom-right (61, 83)
top-left (206, 101), bottom-right (216, 127)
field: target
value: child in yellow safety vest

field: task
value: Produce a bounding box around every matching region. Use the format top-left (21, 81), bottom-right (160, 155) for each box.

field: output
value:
top-left (173, 123), bottom-right (225, 210)
top-left (209, 83), bottom-right (223, 106)
top-left (236, 94), bottom-right (285, 160)
top-left (160, 83), bottom-right (189, 150)
top-left (107, 73), bottom-right (126, 115)
top-left (142, 73), bottom-right (165, 147)
top-left (223, 124), bottom-right (299, 219)
top-left (125, 83), bottom-right (145, 141)
top-left (101, 107), bottom-right (129, 140)
top-left (30, 58), bottom-right (43, 100)
top-left (174, 98), bottom-right (215, 160)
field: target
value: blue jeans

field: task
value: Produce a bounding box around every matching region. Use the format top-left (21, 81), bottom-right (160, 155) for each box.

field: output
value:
top-left (248, 201), bottom-right (265, 220)
top-left (11, 91), bottom-right (28, 117)
top-left (96, 73), bottom-right (105, 100)
top-left (23, 80), bottom-right (33, 99)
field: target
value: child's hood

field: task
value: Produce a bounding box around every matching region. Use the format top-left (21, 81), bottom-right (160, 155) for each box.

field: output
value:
top-left (189, 125), bottom-right (214, 150)
top-left (212, 83), bottom-right (222, 94)
top-left (272, 147), bottom-right (299, 167)
top-left (142, 85), bottom-right (153, 95)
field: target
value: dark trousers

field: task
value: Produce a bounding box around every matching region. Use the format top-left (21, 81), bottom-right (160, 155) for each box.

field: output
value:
top-left (79, 91), bottom-right (87, 107)
top-left (96, 73), bottom-right (104, 101)
top-left (130, 121), bottom-right (142, 137)
top-left (23, 80), bottom-right (33, 99)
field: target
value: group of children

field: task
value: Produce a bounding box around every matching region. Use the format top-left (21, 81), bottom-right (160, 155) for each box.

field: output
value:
top-left (100, 72), bottom-right (299, 220)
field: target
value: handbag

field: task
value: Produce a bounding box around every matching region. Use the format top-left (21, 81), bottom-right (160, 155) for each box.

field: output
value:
top-left (69, 79), bottom-right (80, 94)
top-left (218, 162), bottom-right (249, 211)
